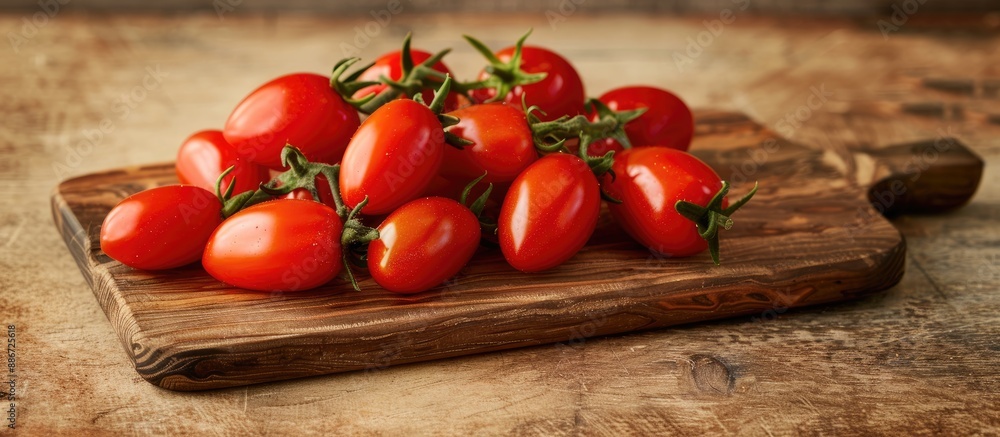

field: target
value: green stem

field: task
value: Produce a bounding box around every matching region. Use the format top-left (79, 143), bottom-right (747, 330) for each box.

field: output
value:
top-left (675, 181), bottom-right (759, 265)
top-left (528, 101), bottom-right (645, 154)
top-left (329, 32), bottom-right (456, 115)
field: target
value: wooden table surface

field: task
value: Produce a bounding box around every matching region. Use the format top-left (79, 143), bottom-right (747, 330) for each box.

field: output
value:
top-left (3, 10), bottom-right (998, 436)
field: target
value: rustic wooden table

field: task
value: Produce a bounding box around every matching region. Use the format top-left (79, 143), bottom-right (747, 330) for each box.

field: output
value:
top-left (3, 10), bottom-right (998, 436)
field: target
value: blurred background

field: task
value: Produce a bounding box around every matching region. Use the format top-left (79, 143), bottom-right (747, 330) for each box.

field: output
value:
top-left (2, 2), bottom-right (999, 435)
top-left (0, 0), bottom-right (998, 15)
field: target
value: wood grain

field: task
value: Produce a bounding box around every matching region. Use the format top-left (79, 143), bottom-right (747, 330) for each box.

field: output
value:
top-left (5, 11), bottom-right (999, 435)
top-left (50, 109), bottom-right (980, 391)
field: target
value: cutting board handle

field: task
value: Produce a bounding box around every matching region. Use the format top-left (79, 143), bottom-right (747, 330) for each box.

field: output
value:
top-left (860, 137), bottom-right (983, 217)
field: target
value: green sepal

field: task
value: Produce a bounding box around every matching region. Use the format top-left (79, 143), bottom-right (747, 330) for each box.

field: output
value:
top-left (455, 30), bottom-right (547, 100)
top-left (329, 32), bottom-right (455, 114)
top-left (458, 172), bottom-right (498, 237)
top-left (584, 98), bottom-right (645, 149)
top-left (674, 181), bottom-right (759, 265)
top-left (340, 196), bottom-right (380, 291)
top-left (330, 57), bottom-right (380, 108)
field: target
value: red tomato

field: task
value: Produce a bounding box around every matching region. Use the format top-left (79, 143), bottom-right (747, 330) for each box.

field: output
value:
top-left (441, 103), bottom-right (537, 184)
top-left (368, 197), bottom-right (481, 293)
top-left (592, 86), bottom-right (694, 154)
top-left (605, 147), bottom-right (723, 258)
top-left (339, 99), bottom-right (445, 215)
top-left (203, 199), bottom-right (343, 292)
top-left (354, 49), bottom-right (460, 111)
top-left (224, 73), bottom-right (360, 170)
top-left (175, 130), bottom-right (270, 195)
top-left (471, 46), bottom-right (584, 121)
top-left (498, 153), bottom-right (600, 272)
top-left (100, 185), bottom-right (222, 270)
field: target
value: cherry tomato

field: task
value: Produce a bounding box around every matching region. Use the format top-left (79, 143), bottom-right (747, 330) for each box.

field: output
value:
top-left (175, 130), bottom-right (270, 196)
top-left (368, 197), bottom-right (480, 293)
top-left (604, 147), bottom-right (724, 258)
top-left (498, 153), bottom-right (600, 272)
top-left (100, 185), bottom-right (222, 270)
top-left (591, 86), bottom-right (694, 154)
top-left (224, 73), bottom-right (360, 170)
top-left (441, 103), bottom-right (537, 184)
top-left (471, 46), bottom-right (584, 121)
top-left (339, 99), bottom-right (445, 215)
top-left (202, 199), bottom-right (343, 292)
top-left (354, 49), bottom-right (461, 112)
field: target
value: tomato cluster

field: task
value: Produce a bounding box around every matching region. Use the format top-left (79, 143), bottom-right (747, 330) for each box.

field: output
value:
top-left (99, 32), bottom-right (756, 294)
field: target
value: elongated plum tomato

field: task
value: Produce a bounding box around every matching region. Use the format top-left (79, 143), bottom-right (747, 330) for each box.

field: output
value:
top-left (471, 46), bottom-right (584, 121)
top-left (202, 199), bottom-right (343, 292)
top-left (605, 147), bottom-right (724, 258)
top-left (354, 49), bottom-right (461, 112)
top-left (339, 99), bottom-right (444, 215)
top-left (100, 185), bottom-right (222, 270)
top-left (440, 103), bottom-right (537, 184)
top-left (499, 153), bottom-right (600, 272)
top-left (175, 130), bottom-right (270, 196)
top-left (589, 86), bottom-right (694, 156)
top-left (224, 73), bottom-right (360, 170)
top-left (368, 197), bottom-right (481, 294)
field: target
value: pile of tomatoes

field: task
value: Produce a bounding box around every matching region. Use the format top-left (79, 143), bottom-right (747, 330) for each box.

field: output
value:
top-left (100, 32), bottom-right (757, 294)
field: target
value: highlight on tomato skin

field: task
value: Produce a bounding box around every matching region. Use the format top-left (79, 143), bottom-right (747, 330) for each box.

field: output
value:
top-left (498, 153), bottom-right (601, 273)
top-left (339, 99), bottom-right (445, 216)
top-left (175, 130), bottom-right (270, 196)
top-left (604, 147), bottom-right (724, 259)
top-left (440, 103), bottom-right (538, 185)
top-left (202, 199), bottom-right (344, 292)
top-left (223, 73), bottom-right (360, 170)
top-left (590, 85), bottom-right (694, 153)
top-left (367, 197), bottom-right (481, 294)
top-left (100, 185), bottom-right (223, 271)
top-left (116, 32), bottom-right (749, 294)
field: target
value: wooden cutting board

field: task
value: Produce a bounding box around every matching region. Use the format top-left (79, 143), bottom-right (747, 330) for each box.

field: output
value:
top-left (50, 110), bottom-right (983, 391)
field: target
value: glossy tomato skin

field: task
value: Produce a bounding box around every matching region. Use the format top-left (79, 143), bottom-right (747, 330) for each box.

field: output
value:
top-left (224, 73), bottom-right (360, 169)
top-left (592, 86), bottom-right (694, 154)
top-left (100, 185), bottom-right (222, 270)
top-left (605, 147), bottom-right (723, 257)
top-left (176, 130), bottom-right (270, 196)
top-left (354, 49), bottom-right (461, 112)
top-left (203, 199), bottom-right (343, 292)
top-left (340, 99), bottom-right (445, 215)
top-left (471, 46), bottom-right (584, 121)
top-left (368, 197), bottom-right (480, 294)
top-left (441, 103), bottom-right (537, 184)
top-left (498, 153), bottom-right (600, 272)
